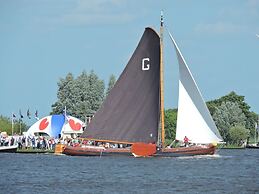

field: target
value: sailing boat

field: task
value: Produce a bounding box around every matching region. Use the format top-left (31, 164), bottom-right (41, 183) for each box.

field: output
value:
top-left (63, 27), bottom-right (161, 157)
top-left (157, 28), bottom-right (224, 156)
top-left (63, 13), bottom-right (223, 157)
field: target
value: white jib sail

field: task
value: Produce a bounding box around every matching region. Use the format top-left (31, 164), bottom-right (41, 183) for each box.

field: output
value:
top-left (168, 30), bottom-right (223, 144)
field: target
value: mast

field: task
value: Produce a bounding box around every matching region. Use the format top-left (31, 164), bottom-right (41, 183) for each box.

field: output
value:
top-left (160, 11), bottom-right (165, 149)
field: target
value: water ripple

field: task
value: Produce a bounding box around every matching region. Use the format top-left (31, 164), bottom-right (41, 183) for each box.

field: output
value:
top-left (0, 149), bottom-right (258, 193)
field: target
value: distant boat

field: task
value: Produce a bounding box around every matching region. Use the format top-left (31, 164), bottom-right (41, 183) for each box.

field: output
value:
top-left (246, 144), bottom-right (259, 149)
top-left (0, 145), bottom-right (18, 153)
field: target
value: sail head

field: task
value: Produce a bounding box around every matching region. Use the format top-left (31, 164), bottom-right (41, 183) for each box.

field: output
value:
top-left (81, 28), bottom-right (161, 144)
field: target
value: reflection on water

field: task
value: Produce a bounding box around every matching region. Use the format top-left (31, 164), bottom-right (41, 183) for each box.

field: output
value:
top-left (0, 149), bottom-right (258, 194)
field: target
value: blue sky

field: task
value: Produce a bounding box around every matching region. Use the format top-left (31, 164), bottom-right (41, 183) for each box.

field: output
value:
top-left (0, 0), bottom-right (259, 125)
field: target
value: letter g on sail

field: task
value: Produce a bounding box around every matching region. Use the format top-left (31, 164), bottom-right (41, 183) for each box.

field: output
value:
top-left (142, 58), bottom-right (150, 71)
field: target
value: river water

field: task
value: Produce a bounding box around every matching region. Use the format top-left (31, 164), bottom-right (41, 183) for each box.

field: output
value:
top-left (0, 149), bottom-right (258, 194)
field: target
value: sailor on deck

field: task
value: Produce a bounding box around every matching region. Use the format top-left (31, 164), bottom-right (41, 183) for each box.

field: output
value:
top-left (184, 136), bottom-right (190, 147)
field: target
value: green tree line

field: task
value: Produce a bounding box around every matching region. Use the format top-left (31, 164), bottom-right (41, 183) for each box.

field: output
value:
top-left (0, 115), bottom-right (27, 135)
top-left (2, 69), bottom-right (256, 147)
top-left (52, 70), bottom-right (257, 146)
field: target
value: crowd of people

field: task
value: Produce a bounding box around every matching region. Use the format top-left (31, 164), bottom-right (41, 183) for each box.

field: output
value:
top-left (0, 134), bottom-right (17, 147)
top-left (0, 133), bottom-right (59, 150)
top-left (0, 132), bottom-right (125, 150)
top-left (59, 137), bottom-right (129, 149)
top-left (0, 132), bottom-right (191, 150)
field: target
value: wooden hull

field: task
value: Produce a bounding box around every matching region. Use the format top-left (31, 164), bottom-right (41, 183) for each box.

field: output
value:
top-left (0, 145), bottom-right (18, 153)
top-left (63, 144), bottom-right (216, 157)
top-left (156, 144), bottom-right (216, 157)
top-left (63, 146), bottom-right (132, 157)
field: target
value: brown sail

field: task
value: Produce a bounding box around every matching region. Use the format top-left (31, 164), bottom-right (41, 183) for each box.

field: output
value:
top-left (81, 27), bottom-right (161, 144)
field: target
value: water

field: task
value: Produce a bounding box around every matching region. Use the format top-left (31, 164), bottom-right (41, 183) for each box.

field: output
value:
top-left (0, 149), bottom-right (258, 194)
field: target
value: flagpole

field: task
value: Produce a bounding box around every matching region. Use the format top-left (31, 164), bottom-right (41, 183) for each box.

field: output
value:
top-left (11, 113), bottom-right (14, 136)
top-left (19, 122), bottom-right (21, 135)
top-left (19, 109), bottom-right (23, 135)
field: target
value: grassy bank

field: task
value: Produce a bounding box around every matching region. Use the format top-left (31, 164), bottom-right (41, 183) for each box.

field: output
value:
top-left (17, 148), bottom-right (54, 154)
top-left (220, 144), bottom-right (245, 149)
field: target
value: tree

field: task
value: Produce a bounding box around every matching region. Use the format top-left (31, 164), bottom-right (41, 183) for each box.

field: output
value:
top-left (73, 71), bottom-right (90, 120)
top-left (229, 125), bottom-right (250, 146)
top-left (212, 101), bottom-right (246, 143)
top-left (87, 70), bottom-right (105, 115)
top-left (164, 109), bottom-right (177, 145)
top-left (207, 91), bottom-right (256, 132)
top-left (51, 73), bottom-right (75, 115)
top-left (106, 74), bottom-right (116, 97)
top-left (245, 111), bottom-right (258, 137)
top-left (0, 115), bottom-right (27, 135)
top-left (51, 70), bottom-right (105, 121)
top-left (0, 116), bottom-right (11, 133)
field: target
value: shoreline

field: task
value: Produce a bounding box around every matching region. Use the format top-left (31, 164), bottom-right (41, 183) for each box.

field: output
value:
top-left (16, 148), bottom-right (54, 154)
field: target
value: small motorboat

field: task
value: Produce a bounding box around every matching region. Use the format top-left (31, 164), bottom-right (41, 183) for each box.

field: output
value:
top-left (0, 145), bottom-right (18, 153)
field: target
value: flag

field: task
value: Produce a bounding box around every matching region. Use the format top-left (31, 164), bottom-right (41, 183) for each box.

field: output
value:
top-left (160, 10), bottom-right (164, 27)
top-left (35, 110), bottom-right (39, 120)
top-left (27, 109), bottom-right (31, 119)
top-left (11, 113), bottom-right (17, 122)
top-left (63, 106), bottom-right (66, 116)
top-left (63, 106), bottom-right (69, 121)
top-left (19, 109), bottom-right (24, 119)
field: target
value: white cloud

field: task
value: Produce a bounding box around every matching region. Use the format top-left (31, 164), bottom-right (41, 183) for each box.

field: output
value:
top-left (57, 0), bottom-right (136, 26)
top-left (247, 0), bottom-right (259, 18)
top-left (195, 1), bottom-right (259, 35)
top-left (195, 22), bottom-right (245, 34)
top-left (218, 1), bottom-right (259, 19)
top-left (248, 0), bottom-right (259, 7)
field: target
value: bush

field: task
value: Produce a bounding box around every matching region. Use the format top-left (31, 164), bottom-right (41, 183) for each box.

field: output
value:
top-left (229, 125), bottom-right (249, 146)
